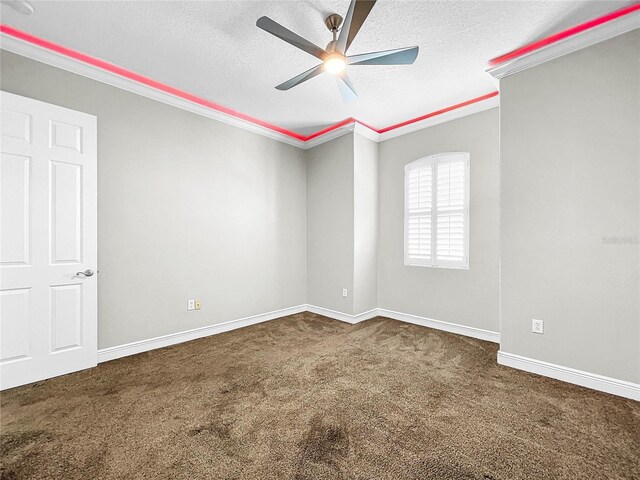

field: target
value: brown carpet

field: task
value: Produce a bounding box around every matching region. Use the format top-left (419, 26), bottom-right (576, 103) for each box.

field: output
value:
top-left (1, 313), bottom-right (639, 479)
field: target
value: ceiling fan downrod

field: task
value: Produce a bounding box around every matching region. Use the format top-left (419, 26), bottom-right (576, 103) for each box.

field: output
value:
top-left (324, 14), bottom-right (343, 50)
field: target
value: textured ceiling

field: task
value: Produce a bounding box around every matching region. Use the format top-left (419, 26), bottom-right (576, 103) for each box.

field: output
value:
top-left (0, 0), bottom-right (633, 134)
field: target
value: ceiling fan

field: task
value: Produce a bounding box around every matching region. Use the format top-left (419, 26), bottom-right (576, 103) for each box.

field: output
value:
top-left (256, 0), bottom-right (419, 102)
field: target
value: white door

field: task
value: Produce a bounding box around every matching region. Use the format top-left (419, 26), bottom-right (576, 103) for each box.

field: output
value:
top-left (0, 91), bottom-right (97, 390)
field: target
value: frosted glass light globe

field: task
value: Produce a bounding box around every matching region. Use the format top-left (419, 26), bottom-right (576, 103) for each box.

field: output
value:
top-left (324, 53), bottom-right (346, 75)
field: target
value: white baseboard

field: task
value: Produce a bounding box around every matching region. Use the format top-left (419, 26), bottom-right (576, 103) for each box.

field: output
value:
top-left (306, 305), bottom-right (379, 324)
top-left (99, 307), bottom-right (638, 402)
top-left (99, 305), bottom-right (500, 363)
top-left (97, 305), bottom-right (306, 363)
top-left (378, 308), bottom-right (500, 343)
top-left (497, 351), bottom-right (640, 401)
top-left (307, 305), bottom-right (500, 344)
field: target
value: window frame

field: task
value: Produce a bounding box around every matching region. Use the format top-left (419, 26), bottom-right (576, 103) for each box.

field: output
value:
top-left (404, 152), bottom-right (470, 269)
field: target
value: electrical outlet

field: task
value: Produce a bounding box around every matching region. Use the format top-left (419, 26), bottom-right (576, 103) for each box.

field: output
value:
top-left (342, 288), bottom-right (348, 298)
top-left (187, 299), bottom-right (195, 311)
top-left (195, 300), bottom-right (201, 310)
top-left (532, 319), bottom-right (544, 334)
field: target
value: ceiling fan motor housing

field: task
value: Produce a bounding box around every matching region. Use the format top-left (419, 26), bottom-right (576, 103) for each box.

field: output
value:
top-left (324, 13), bottom-right (343, 33)
top-left (326, 40), bottom-right (337, 53)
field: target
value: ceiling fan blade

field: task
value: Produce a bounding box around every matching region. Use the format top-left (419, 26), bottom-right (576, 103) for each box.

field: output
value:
top-left (347, 46), bottom-right (419, 65)
top-left (1, 0), bottom-right (34, 14)
top-left (335, 0), bottom-right (356, 54)
top-left (336, 73), bottom-right (358, 102)
top-left (257, 16), bottom-right (327, 60)
top-left (337, 0), bottom-right (377, 54)
top-left (276, 64), bottom-right (324, 91)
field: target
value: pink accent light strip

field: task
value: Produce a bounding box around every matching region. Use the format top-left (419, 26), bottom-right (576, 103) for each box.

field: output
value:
top-left (489, 3), bottom-right (640, 66)
top-left (0, 24), bottom-right (307, 140)
top-left (0, 24), bottom-right (498, 141)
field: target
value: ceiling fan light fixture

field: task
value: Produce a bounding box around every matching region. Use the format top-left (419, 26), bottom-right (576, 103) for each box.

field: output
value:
top-left (257, 0), bottom-right (418, 101)
top-left (324, 53), bottom-right (346, 75)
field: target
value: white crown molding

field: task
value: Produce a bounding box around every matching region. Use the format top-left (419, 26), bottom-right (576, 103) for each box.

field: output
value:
top-left (378, 96), bottom-right (500, 142)
top-left (306, 94), bottom-right (501, 148)
top-left (353, 122), bottom-right (380, 142)
top-left (0, 34), bottom-right (307, 149)
top-left (306, 305), bottom-right (379, 324)
top-left (2, 32), bottom-right (500, 150)
top-left (498, 351), bottom-right (640, 401)
top-left (378, 308), bottom-right (500, 343)
top-left (315, 95), bottom-right (500, 147)
top-left (98, 304), bottom-right (306, 363)
top-left (303, 122), bottom-right (357, 150)
top-left (487, 11), bottom-right (640, 79)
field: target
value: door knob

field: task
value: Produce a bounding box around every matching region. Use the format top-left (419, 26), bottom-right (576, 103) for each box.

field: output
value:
top-left (76, 269), bottom-right (94, 277)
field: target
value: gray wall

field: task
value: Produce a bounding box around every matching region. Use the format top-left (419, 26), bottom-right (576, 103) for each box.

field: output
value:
top-left (353, 133), bottom-right (379, 314)
top-left (306, 132), bottom-right (380, 316)
top-left (378, 109), bottom-right (500, 333)
top-left (306, 134), bottom-right (354, 314)
top-left (500, 30), bottom-right (640, 383)
top-left (1, 50), bottom-right (307, 349)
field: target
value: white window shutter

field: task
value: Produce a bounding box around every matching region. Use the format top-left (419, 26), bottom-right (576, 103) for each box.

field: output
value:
top-left (435, 154), bottom-right (468, 267)
top-left (404, 159), bottom-right (432, 266)
top-left (405, 153), bottom-right (469, 269)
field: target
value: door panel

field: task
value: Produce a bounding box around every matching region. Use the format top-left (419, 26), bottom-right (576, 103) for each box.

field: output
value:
top-left (50, 120), bottom-right (83, 152)
top-left (0, 91), bottom-right (97, 390)
top-left (0, 109), bottom-right (31, 143)
top-left (0, 288), bottom-right (30, 362)
top-left (50, 160), bottom-right (83, 264)
top-left (0, 153), bottom-right (30, 265)
top-left (50, 284), bottom-right (83, 352)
